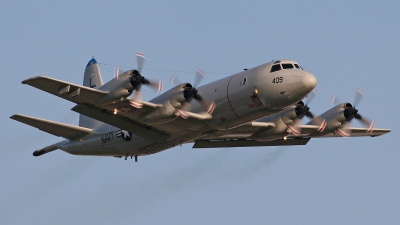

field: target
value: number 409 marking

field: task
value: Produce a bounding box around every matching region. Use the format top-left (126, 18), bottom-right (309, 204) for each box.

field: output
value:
top-left (272, 77), bottom-right (283, 83)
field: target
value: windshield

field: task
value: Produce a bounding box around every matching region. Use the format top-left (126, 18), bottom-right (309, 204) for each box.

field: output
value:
top-left (270, 62), bottom-right (302, 73)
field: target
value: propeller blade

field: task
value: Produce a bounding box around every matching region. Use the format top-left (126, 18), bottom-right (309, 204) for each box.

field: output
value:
top-left (170, 73), bottom-right (182, 85)
top-left (367, 120), bottom-right (375, 133)
top-left (306, 89), bottom-right (318, 106)
top-left (287, 118), bottom-right (302, 135)
top-left (135, 52), bottom-right (146, 73)
top-left (354, 87), bottom-right (365, 107)
top-left (176, 102), bottom-right (192, 118)
top-left (176, 109), bottom-right (189, 119)
top-left (337, 128), bottom-right (350, 137)
top-left (134, 84), bottom-right (142, 100)
top-left (316, 119), bottom-right (327, 132)
top-left (114, 67), bottom-right (119, 80)
top-left (330, 94), bottom-right (342, 105)
top-left (130, 84), bottom-right (143, 108)
top-left (337, 122), bottom-right (351, 137)
top-left (287, 125), bottom-right (301, 135)
top-left (205, 101), bottom-right (216, 114)
top-left (198, 98), bottom-right (215, 114)
top-left (355, 113), bottom-right (373, 128)
top-left (193, 68), bottom-right (206, 87)
top-left (146, 79), bottom-right (163, 93)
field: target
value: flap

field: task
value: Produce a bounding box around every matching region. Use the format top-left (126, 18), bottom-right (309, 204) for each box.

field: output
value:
top-left (71, 104), bottom-right (170, 141)
top-left (193, 137), bottom-right (310, 148)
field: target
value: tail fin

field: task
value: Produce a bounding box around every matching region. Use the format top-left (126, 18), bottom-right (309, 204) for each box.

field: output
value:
top-left (79, 57), bottom-right (104, 128)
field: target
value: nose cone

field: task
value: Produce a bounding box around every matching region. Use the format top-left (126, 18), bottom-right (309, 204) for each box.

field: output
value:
top-left (303, 72), bottom-right (317, 91)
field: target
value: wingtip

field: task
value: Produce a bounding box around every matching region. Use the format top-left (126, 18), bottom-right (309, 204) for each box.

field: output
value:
top-left (21, 76), bottom-right (46, 84)
top-left (10, 114), bottom-right (21, 120)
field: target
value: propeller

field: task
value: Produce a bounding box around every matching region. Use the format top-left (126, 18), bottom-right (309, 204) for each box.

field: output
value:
top-left (170, 68), bottom-right (205, 87)
top-left (286, 89), bottom-right (318, 135)
top-left (129, 52), bottom-right (163, 108)
top-left (170, 69), bottom-right (215, 115)
top-left (296, 89), bottom-right (318, 119)
top-left (334, 88), bottom-right (374, 136)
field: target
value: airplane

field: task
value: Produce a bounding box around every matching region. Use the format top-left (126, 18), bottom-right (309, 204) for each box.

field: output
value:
top-left (10, 53), bottom-right (390, 161)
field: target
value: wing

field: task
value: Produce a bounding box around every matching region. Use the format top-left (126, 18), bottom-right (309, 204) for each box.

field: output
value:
top-left (287, 125), bottom-right (391, 138)
top-left (10, 114), bottom-right (92, 140)
top-left (193, 124), bottom-right (390, 149)
top-left (71, 101), bottom-right (170, 142)
top-left (314, 127), bottom-right (391, 138)
top-left (23, 76), bottom-right (170, 141)
top-left (22, 76), bottom-right (109, 104)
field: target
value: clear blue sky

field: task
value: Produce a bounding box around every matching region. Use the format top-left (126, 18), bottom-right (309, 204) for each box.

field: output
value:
top-left (1, 1), bottom-right (399, 224)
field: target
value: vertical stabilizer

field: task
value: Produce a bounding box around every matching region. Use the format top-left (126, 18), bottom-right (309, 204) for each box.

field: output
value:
top-left (79, 58), bottom-right (104, 128)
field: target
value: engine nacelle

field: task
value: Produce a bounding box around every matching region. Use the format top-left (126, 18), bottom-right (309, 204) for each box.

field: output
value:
top-left (165, 83), bottom-right (192, 109)
top-left (306, 102), bottom-right (352, 135)
top-left (251, 105), bottom-right (299, 141)
top-left (96, 70), bottom-right (139, 104)
top-left (136, 83), bottom-right (192, 125)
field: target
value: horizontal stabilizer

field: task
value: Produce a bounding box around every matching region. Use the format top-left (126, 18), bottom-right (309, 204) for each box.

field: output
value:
top-left (11, 114), bottom-right (93, 140)
top-left (193, 138), bottom-right (310, 148)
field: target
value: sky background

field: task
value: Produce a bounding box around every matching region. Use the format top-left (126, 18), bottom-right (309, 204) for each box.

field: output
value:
top-left (1, 0), bottom-right (399, 224)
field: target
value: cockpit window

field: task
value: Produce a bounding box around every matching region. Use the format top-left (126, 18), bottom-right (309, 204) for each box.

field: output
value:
top-left (271, 62), bottom-right (303, 73)
top-left (270, 64), bottom-right (282, 73)
top-left (282, 63), bottom-right (294, 69)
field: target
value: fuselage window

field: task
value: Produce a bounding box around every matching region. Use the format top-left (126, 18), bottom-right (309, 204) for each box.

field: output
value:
top-left (282, 63), bottom-right (294, 69)
top-left (294, 64), bottom-right (300, 69)
top-left (270, 64), bottom-right (282, 73)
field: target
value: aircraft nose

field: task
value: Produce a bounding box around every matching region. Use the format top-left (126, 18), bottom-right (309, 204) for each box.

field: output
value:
top-left (303, 72), bottom-right (317, 91)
